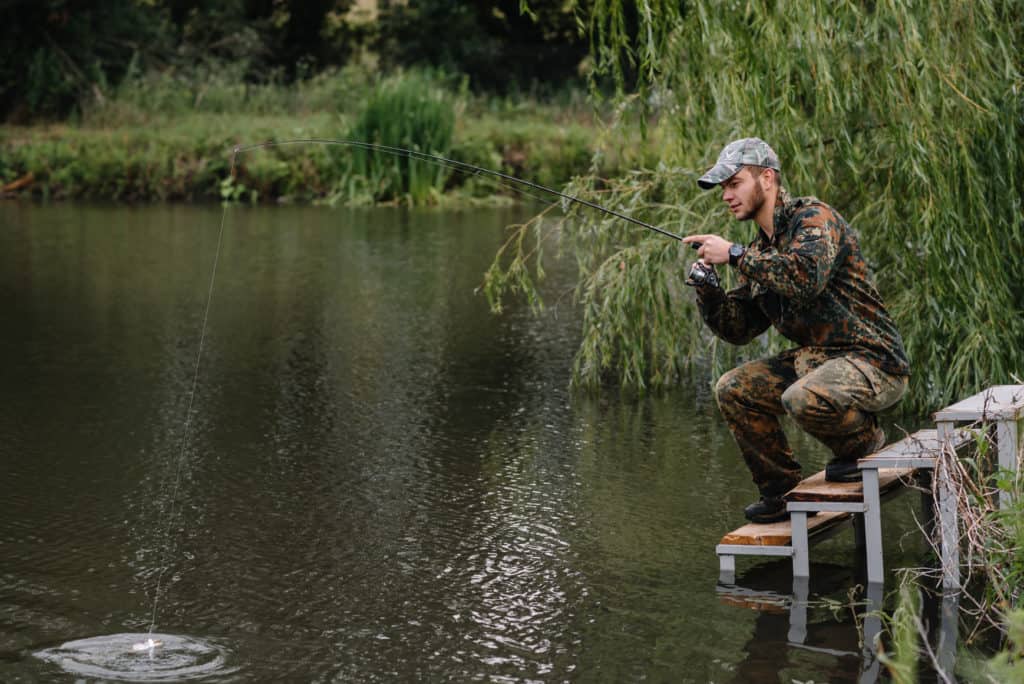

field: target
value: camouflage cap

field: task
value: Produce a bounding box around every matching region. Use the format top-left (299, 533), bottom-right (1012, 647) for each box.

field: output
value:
top-left (697, 137), bottom-right (781, 190)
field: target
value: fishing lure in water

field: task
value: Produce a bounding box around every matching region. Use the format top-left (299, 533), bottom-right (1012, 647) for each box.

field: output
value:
top-left (131, 638), bottom-right (163, 652)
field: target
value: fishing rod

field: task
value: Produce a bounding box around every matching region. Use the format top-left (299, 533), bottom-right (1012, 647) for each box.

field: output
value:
top-left (230, 138), bottom-right (686, 242)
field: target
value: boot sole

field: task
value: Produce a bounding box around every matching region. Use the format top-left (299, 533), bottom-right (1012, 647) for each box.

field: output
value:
top-left (743, 510), bottom-right (790, 524)
top-left (824, 472), bottom-right (862, 483)
top-left (825, 465), bottom-right (862, 483)
top-left (823, 429), bottom-right (886, 483)
top-left (743, 508), bottom-right (820, 523)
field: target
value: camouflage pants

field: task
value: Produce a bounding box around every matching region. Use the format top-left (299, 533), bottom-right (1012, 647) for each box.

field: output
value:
top-left (715, 347), bottom-right (909, 496)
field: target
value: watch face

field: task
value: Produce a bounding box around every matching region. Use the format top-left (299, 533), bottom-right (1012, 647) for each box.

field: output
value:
top-left (729, 243), bottom-right (744, 265)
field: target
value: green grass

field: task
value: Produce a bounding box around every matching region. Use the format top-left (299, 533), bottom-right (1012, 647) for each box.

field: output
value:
top-left (0, 67), bottom-right (629, 205)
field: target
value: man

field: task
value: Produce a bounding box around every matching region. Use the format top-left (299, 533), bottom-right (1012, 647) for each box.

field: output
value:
top-left (682, 138), bottom-right (910, 523)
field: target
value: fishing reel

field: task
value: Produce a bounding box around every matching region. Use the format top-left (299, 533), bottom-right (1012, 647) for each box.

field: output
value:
top-left (685, 260), bottom-right (721, 289)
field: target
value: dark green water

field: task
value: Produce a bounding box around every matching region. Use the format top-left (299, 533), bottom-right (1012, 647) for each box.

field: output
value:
top-left (0, 203), bottom-right (932, 681)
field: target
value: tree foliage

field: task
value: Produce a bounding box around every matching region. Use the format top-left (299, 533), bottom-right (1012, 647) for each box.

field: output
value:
top-left (489, 0), bottom-right (1024, 412)
top-left (375, 0), bottom-right (590, 93)
top-left (1, 0), bottom-right (597, 121)
top-left (0, 0), bottom-right (358, 121)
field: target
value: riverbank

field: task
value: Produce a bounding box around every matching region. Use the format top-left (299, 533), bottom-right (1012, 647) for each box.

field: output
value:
top-left (0, 70), bottom-right (657, 204)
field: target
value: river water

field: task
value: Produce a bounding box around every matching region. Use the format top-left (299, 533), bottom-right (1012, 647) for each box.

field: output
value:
top-left (1, 203), bottom-right (933, 681)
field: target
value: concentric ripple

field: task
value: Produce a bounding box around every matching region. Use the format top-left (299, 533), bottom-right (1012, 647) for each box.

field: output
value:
top-left (34, 633), bottom-right (236, 681)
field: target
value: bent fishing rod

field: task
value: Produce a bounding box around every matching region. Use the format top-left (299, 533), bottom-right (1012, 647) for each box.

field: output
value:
top-left (231, 138), bottom-right (689, 243)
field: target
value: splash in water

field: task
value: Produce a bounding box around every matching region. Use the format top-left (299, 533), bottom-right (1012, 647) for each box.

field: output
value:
top-left (132, 638), bottom-right (163, 652)
top-left (35, 633), bottom-right (236, 681)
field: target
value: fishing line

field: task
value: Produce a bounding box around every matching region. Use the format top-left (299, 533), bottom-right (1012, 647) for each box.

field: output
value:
top-left (145, 170), bottom-right (230, 636)
top-left (142, 137), bottom-right (688, 637)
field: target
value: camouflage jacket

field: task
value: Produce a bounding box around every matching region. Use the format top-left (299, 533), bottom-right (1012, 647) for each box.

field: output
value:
top-left (695, 192), bottom-right (910, 376)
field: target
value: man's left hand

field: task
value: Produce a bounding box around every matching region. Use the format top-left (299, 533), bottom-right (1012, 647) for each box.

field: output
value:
top-left (682, 234), bottom-right (733, 265)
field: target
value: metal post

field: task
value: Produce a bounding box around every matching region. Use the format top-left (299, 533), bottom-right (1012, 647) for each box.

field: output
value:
top-left (859, 582), bottom-right (884, 684)
top-left (936, 421), bottom-right (960, 590)
top-left (996, 419), bottom-right (1020, 510)
top-left (789, 576), bottom-right (809, 644)
top-left (862, 468), bottom-right (884, 584)
top-left (853, 513), bottom-right (866, 550)
top-left (718, 553), bottom-right (736, 585)
top-left (938, 591), bottom-right (959, 678)
top-left (791, 512), bottom-right (810, 578)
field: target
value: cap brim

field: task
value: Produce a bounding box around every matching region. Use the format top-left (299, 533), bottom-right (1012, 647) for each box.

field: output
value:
top-left (696, 162), bottom-right (740, 190)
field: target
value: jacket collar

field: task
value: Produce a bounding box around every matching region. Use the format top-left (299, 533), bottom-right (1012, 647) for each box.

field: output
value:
top-left (756, 187), bottom-right (795, 245)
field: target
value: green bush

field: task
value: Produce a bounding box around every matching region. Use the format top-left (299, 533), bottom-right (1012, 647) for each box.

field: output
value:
top-left (332, 71), bottom-right (456, 205)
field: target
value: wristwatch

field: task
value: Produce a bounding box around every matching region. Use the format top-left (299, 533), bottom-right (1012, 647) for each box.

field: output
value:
top-left (728, 242), bottom-right (746, 267)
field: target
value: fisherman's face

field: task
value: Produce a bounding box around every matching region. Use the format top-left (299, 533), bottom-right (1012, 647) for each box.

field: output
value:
top-left (720, 168), bottom-right (766, 221)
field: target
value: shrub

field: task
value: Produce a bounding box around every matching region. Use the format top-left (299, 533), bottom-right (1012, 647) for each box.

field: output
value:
top-left (334, 71), bottom-right (456, 205)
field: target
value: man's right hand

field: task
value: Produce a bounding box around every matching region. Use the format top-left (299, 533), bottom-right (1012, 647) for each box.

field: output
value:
top-left (682, 234), bottom-right (733, 265)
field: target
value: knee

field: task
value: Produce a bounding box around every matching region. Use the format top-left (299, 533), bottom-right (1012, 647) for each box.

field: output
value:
top-left (714, 369), bottom-right (744, 410)
top-left (781, 382), bottom-right (830, 422)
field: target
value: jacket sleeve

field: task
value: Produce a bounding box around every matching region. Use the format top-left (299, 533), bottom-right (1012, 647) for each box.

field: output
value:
top-left (736, 205), bottom-right (842, 304)
top-left (695, 279), bottom-right (771, 345)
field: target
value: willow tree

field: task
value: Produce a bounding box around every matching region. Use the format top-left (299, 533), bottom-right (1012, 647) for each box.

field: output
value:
top-left (487, 0), bottom-right (1024, 413)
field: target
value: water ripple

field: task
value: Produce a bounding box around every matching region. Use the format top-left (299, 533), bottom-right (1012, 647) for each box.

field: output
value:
top-left (34, 633), bottom-right (237, 681)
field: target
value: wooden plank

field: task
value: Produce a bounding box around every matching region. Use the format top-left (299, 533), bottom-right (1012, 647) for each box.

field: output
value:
top-left (720, 511), bottom-right (849, 547)
top-left (870, 428), bottom-right (970, 458)
top-left (933, 385), bottom-right (1024, 422)
top-left (785, 429), bottom-right (972, 503)
top-left (785, 467), bottom-right (915, 502)
top-left (716, 428), bottom-right (974, 549)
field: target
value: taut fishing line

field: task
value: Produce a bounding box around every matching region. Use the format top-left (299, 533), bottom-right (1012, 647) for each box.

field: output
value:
top-left (33, 159), bottom-right (236, 680)
top-left (33, 138), bottom-right (698, 680)
top-left (139, 137), bottom-right (690, 649)
top-left (144, 180), bottom-right (230, 639)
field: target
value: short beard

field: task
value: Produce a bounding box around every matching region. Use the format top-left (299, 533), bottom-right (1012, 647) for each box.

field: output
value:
top-left (737, 180), bottom-right (765, 221)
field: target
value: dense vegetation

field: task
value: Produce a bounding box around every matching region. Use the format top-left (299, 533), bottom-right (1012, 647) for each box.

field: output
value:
top-left (1, 1), bottom-right (610, 205)
top-left (487, 0), bottom-right (1024, 416)
top-left (0, 0), bottom-right (589, 122)
top-left (5, 1), bottom-right (1020, 413)
top-left (0, 67), bottom-right (629, 204)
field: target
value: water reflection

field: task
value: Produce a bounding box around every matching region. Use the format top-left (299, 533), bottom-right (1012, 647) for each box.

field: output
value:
top-left (0, 203), bottom-right (933, 681)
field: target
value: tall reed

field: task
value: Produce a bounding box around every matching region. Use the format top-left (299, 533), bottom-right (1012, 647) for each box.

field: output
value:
top-left (334, 71), bottom-right (456, 205)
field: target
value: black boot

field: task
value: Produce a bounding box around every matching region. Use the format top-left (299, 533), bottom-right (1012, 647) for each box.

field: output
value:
top-left (825, 427), bottom-right (887, 483)
top-left (743, 496), bottom-right (788, 524)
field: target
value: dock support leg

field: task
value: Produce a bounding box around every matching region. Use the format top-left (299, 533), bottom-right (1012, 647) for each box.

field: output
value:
top-left (853, 513), bottom-right (866, 550)
top-left (862, 468), bottom-right (884, 584)
top-left (996, 419), bottom-right (1020, 510)
top-left (919, 469), bottom-right (935, 536)
top-left (938, 591), bottom-right (959, 678)
top-left (791, 512), bottom-right (810, 578)
top-left (718, 553), bottom-right (736, 585)
top-left (788, 576), bottom-right (809, 644)
top-left (860, 582), bottom-right (884, 683)
top-left (936, 422), bottom-right (960, 591)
